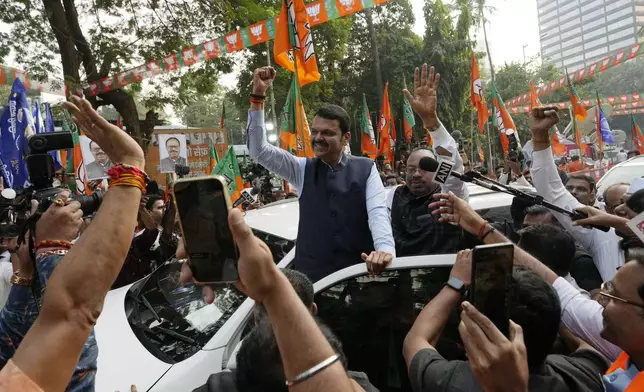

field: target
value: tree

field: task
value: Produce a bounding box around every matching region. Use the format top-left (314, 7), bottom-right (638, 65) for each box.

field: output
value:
top-left (0, 0), bottom-right (262, 151)
top-left (177, 89), bottom-right (245, 145)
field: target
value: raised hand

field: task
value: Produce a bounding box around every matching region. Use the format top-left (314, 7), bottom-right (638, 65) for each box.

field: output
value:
top-left (529, 106), bottom-right (560, 143)
top-left (459, 302), bottom-right (529, 392)
top-left (403, 64), bottom-right (440, 129)
top-left (252, 66), bottom-right (277, 96)
top-left (62, 96), bottom-right (145, 170)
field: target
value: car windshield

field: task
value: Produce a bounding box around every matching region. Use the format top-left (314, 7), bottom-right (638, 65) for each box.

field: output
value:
top-left (598, 164), bottom-right (644, 193)
top-left (125, 228), bottom-right (294, 363)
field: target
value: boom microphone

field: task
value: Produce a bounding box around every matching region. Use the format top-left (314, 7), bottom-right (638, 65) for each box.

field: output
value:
top-left (419, 157), bottom-right (473, 184)
top-left (233, 187), bottom-right (260, 208)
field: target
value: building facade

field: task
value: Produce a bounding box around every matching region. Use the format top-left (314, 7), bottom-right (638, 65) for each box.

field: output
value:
top-left (538, 0), bottom-right (644, 71)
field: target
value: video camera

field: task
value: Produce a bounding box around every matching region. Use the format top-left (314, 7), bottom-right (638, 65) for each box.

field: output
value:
top-left (0, 131), bottom-right (103, 237)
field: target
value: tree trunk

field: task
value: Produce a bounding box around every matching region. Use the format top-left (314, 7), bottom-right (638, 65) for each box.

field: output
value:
top-left (43, 0), bottom-right (155, 153)
top-left (365, 8), bottom-right (383, 108)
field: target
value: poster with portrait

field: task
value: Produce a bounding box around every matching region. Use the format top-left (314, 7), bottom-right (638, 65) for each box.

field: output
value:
top-left (158, 134), bottom-right (188, 173)
top-left (79, 135), bottom-right (113, 180)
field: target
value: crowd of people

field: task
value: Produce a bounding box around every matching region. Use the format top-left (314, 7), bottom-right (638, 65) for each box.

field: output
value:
top-left (0, 62), bottom-right (640, 392)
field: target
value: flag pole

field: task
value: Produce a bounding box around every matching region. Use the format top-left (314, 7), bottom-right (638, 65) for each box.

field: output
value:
top-left (486, 120), bottom-right (493, 173)
top-left (265, 41), bottom-right (279, 130)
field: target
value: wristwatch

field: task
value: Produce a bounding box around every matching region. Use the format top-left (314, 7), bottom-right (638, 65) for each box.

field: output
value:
top-left (443, 277), bottom-right (467, 295)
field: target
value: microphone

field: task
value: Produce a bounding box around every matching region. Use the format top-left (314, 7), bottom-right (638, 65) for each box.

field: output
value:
top-left (419, 157), bottom-right (474, 184)
top-left (233, 187), bottom-right (260, 208)
top-left (419, 157), bottom-right (610, 232)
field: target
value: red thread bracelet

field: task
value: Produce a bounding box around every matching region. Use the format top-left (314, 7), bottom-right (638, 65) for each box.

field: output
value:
top-left (34, 240), bottom-right (73, 250)
top-left (477, 221), bottom-right (489, 239)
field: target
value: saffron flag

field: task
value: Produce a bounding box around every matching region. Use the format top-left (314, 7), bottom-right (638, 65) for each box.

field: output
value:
top-left (402, 78), bottom-right (415, 143)
top-left (211, 146), bottom-right (244, 203)
top-left (490, 82), bottom-right (514, 154)
top-left (378, 82), bottom-right (394, 163)
top-left (220, 103), bottom-right (226, 129)
top-left (425, 130), bottom-right (433, 147)
top-left (165, 173), bottom-right (174, 203)
top-left (471, 52), bottom-right (489, 133)
top-left (632, 115), bottom-right (644, 153)
top-left (1, 78), bottom-right (35, 187)
top-left (566, 71), bottom-right (587, 121)
top-left (478, 141), bottom-right (484, 162)
top-left (208, 141), bottom-right (219, 174)
top-left (529, 81), bottom-right (541, 110)
top-left (279, 76), bottom-right (313, 157)
top-left (360, 94), bottom-right (377, 158)
top-left (551, 126), bottom-right (567, 156)
top-left (274, 0), bottom-right (321, 86)
top-left (572, 114), bottom-right (586, 156)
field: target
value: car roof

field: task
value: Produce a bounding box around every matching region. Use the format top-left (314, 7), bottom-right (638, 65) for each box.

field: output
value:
top-left (244, 183), bottom-right (520, 241)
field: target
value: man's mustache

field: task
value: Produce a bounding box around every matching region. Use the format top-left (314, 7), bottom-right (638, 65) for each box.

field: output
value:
top-left (312, 141), bottom-right (327, 148)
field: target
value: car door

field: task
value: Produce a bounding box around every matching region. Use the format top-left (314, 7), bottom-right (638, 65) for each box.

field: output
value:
top-left (312, 254), bottom-right (465, 392)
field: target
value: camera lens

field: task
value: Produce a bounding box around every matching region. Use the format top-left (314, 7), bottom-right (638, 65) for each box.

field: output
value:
top-left (72, 192), bottom-right (104, 216)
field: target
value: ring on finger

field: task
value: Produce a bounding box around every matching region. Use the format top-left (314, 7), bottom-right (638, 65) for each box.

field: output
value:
top-left (53, 198), bottom-right (66, 206)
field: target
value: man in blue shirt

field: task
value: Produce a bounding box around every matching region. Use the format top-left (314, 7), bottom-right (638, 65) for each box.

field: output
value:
top-left (247, 66), bottom-right (394, 281)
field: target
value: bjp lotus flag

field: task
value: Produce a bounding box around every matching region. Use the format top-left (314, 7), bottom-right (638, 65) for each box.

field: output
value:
top-left (208, 141), bottom-right (219, 174)
top-left (471, 52), bottom-right (489, 133)
top-left (572, 115), bottom-right (586, 155)
top-left (490, 82), bottom-right (514, 154)
top-left (378, 82), bottom-right (394, 163)
top-left (274, 0), bottom-right (321, 86)
top-left (632, 115), bottom-right (644, 153)
top-left (360, 94), bottom-right (377, 159)
top-left (529, 81), bottom-right (541, 110)
top-left (551, 126), bottom-right (567, 156)
top-left (566, 70), bottom-right (587, 121)
top-left (280, 76), bottom-right (314, 157)
top-left (402, 76), bottom-right (415, 143)
top-left (211, 146), bottom-right (244, 204)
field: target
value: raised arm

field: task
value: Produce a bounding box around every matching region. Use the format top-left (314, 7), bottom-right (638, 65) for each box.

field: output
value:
top-left (403, 64), bottom-right (468, 201)
top-left (248, 67), bottom-right (305, 190)
top-left (9, 96), bottom-right (145, 391)
top-left (430, 191), bottom-right (621, 360)
top-left (529, 107), bottom-right (624, 280)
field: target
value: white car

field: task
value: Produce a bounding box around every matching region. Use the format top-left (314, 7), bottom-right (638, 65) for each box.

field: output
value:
top-left (596, 155), bottom-right (644, 198)
top-left (94, 184), bottom-right (518, 391)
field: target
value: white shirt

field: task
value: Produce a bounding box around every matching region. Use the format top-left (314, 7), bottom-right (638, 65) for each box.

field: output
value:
top-left (247, 110), bottom-right (395, 256)
top-left (0, 252), bottom-right (13, 310)
top-left (531, 148), bottom-right (624, 280)
top-left (594, 158), bottom-right (610, 169)
top-left (553, 277), bottom-right (620, 361)
top-left (616, 151), bottom-right (628, 163)
top-left (498, 173), bottom-right (532, 188)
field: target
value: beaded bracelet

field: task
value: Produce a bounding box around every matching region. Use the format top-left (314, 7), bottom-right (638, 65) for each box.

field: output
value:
top-left (34, 239), bottom-right (73, 250)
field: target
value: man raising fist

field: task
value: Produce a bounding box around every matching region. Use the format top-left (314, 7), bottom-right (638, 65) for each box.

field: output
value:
top-left (247, 66), bottom-right (395, 282)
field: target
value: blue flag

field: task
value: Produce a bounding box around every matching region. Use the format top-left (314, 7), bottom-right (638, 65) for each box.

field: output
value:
top-left (597, 108), bottom-right (615, 144)
top-left (33, 99), bottom-right (45, 134)
top-left (1, 79), bottom-right (35, 188)
top-left (0, 107), bottom-right (14, 188)
top-left (44, 103), bottom-right (55, 132)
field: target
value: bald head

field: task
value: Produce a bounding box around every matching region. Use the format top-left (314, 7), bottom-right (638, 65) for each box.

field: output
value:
top-left (406, 149), bottom-right (437, 196)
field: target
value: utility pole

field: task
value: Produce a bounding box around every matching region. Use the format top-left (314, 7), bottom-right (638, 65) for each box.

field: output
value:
top-left (522, 44), bottom-right (528, 64)
top-left (365, 8), bottom-right (383, 107)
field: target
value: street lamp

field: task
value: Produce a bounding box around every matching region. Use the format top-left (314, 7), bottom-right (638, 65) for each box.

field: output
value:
top-left (266, 122), bottom-right (275, 131)
top-left (268, 134), bottom-right (278, 143)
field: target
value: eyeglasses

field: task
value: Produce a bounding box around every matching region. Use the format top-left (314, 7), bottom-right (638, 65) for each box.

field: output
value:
top-left (405, 167), bottom-right (429, 175)
top-left (598, 281), bottom-right (644, 309)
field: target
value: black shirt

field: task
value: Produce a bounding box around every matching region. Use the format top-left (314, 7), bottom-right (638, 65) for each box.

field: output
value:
top-left (391, 186), bottom-right (467, 257)
top-left (409, 348), bottom-right (608, 392)
top-left (570, 244), bottom-right (602, 292)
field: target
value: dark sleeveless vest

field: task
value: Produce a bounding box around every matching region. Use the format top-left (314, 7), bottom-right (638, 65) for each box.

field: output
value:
top-left (293, 155), bottom-right (375, 282)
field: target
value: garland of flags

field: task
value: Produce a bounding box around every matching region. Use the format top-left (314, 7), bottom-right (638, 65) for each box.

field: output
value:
top-left (505, 42), bottom-right (644, 108)
top-left (505, 92), bottom-right (644, 114)
top-left (83, 0), bottom-right (391, 97)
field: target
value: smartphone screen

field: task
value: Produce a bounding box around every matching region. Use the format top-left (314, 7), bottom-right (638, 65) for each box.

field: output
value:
top-left (174, 177), bottom-right (238, 283)
top-left (470, 243), bottom-right (514, 337)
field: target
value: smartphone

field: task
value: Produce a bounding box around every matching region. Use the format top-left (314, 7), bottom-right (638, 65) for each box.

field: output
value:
top-left (173, 176), bottom-right (239, 283)
top-left (469, 243), bottom-right (514, 337)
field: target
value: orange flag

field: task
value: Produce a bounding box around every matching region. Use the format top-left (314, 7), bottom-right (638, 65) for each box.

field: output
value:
top-left (529, 81), bottom-right (541, 110)
top-left (566, 71), bottom-right (587, 121)
top-left (471, 52), bottom-right (489, 133)
top-left (551, 127), bottom-right (567, 156)
top-left (425, 130), bottom-right (433, 147)
top-left (573, 116), bottom-right (586, 156)
top-left (360, 94), bottom-right (377, 158)
top-left (274, 0), bottom-right (321, 86)
top-left (378, 82), bottom-right (394, 163)
top-left (632, 115), bottom-right (644, 153)
top-left (490, 82), bottom-right (513, 154)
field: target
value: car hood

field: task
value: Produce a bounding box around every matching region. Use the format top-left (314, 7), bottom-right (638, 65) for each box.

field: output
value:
top-left (95, 284), bottom-right (172, 392)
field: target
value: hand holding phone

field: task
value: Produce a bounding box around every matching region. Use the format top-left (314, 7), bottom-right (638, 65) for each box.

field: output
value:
top-left (174, 176), bottom-right (239, 283)
top-left (469, 243), bottom-right (514, 337)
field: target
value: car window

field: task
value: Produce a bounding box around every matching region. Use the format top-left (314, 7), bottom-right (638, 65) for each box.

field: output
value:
top-left (126, 262), bottom-right (246, 364)
top-left (252, 229), bottom-right (295, 262)
top-left (314, 266), bottom-right (464, 391)
top-left (477, 205), bottom-right (512, 226)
